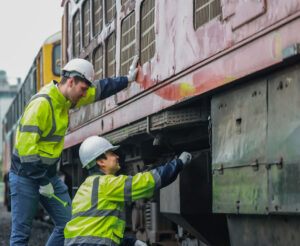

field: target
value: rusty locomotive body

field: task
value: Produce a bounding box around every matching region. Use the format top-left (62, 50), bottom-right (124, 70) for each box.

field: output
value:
top-left (59, 0), bottom-right (300, 245)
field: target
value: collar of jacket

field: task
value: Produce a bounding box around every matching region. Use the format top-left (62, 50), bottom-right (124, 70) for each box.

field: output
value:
top-left (89, 170), bottom-right (106, 176)
top-left (49, 80), bottom-right (69, 104)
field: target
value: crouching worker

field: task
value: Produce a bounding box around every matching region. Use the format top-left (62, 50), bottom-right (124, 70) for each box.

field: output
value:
top-left (64, 136), bottom-right (192, 246)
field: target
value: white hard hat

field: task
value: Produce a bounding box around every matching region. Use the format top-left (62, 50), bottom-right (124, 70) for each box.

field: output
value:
top-left (62, 58), bottom-right (95, 85)
top-left (79, 136), bottom-right (120, 169)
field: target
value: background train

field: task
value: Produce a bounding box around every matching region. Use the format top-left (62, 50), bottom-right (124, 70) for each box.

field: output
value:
top-left (3, 0), bottom-right (300, 245)
top-left (2, 31), bottom-right (61, 214)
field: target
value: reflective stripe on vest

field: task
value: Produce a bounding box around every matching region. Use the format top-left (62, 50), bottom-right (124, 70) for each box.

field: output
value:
top-left (19, 93), bottom-right (63, 143)
top-left (124, 176), bottom-right (133, 202)
top-left (71, 177), bottom-right (126, 221)
top-left (65, 235), bottom-right (119, 246)
top-left (29, 94), bottom-right (63, 142)
top-left (67, 176), bottom-right (126, 245)
top-left (13, 147), bottom-right (60, 165)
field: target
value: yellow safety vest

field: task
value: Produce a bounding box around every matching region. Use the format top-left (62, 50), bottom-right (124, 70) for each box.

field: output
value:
top-left (64, 170), bottom-right (161, 245)
top-left (13, 81), bottom-right (96, 166)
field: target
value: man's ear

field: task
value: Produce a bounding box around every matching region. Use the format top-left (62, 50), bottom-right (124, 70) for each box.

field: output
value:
top-left (96, 159), bottom-right (105, 168)
top-left (68, 77), bottom-right (74, 87)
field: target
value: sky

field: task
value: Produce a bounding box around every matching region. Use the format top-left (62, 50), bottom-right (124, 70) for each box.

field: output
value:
top-left (0, 0), bottom-right (63, 84)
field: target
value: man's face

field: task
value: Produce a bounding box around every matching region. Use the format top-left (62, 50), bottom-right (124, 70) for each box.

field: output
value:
top-left (101, 151), bottom-right (120, 175)
top-left (68, 79), bottom-right (89, 104)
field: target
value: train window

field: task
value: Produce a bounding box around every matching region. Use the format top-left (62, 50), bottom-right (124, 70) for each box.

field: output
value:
top-left (83, 0), bottom-right (91, 48)
top-left (93, 45), bottom-right (103, 79)
top-left (120, 12), bottom-right (136, 76)
top-left (62, 2), bottom-right (69, 63)
top-left (194, 0), bottom-right (221, 29)
top-left (106, 33), bottom-right (116, 78)
top-left (105, 0), bottom-right (116, 24)
top-left (73, 11), bottom-right (80, 58)
top-left (53, 44), bottom-right (61, 76)
top-left (93, 0), bottom-right (103, 36)
top-left (140, 0), bottom-right (155, 65)
top-left (18, 90), bottom-right (22, 119)
top-left (39, 55), bottom-right (43, 89)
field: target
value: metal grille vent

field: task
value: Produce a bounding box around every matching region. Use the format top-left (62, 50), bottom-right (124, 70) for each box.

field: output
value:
top-left (83, 0), bottom-right (91, 48)
top-left (93, 0), bottom-right (103, 36)
top-left (120, 12), bottom-right (136, 76)
top-left (73, 11), bottom-right (80, 57)
top-left (93, 45), bottom-right (103, 79)
top-left (140, 0), bottom-right (155, 65)
top-left (105, 0), bottom-right (116, 24)
top-left (194, 0), bottom-right (221, 29)
top-left (106, 33), bottom-right (116, 78)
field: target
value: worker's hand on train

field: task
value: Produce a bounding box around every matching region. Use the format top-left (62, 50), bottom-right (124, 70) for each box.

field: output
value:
top-left (179, 152), bottom-right (192, 166)
top-left (39, 183), bottom-right (54, 198)
top-left (127, 55), bottom-right (139, 83)
top-left (134, 240), bottom-right (147, 246)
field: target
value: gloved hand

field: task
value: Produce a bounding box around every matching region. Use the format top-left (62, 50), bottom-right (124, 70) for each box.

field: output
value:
top-left (179, 152), bottom-right (192, 166)
top-left (127, 55), bottom-right (139, 83)
top-left (134, 240), bottom-right (147, 246)
top-left (39, 183), bottom-right (54, 198)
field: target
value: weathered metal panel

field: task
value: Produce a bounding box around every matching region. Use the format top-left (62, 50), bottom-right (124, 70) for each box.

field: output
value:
top-left (211, 78), bottom-right (268, 214)
top-left (267, 64), bottom-right (300, 165)
top-left (269, 164), bottom-right (300, 213)
top-left (212, 63), bottom-right (300, 215)
top-left (267, 64), bottom-right (300, 213)
top-left (213, 166), bottom-right (268, 214)
top-left (211, 79), bottom-right (267, 169)
top-left (227, 214), bottom-right (300, 246)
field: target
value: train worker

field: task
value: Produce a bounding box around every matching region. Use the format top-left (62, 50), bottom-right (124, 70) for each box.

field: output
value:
top-left (64, 135), bottom-right (192, 246)
top-left (9, 56), bottom-right (139, 246)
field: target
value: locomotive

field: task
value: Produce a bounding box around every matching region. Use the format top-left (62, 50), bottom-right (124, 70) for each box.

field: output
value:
top-left (3, 0), bottom-right (300, 245)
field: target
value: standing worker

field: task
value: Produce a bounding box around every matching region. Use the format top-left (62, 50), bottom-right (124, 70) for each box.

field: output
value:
top-left (64, 136), bottom-right (192, 246)
top-left (9, 56), bottom-right (139, 246)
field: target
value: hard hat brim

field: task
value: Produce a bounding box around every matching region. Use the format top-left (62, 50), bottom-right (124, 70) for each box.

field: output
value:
top-left (82, 145), bottom-right (120, 169)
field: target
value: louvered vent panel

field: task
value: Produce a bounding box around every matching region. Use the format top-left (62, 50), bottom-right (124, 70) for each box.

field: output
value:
top-left (83, 0), bottom-right (90, 48)
top-left (73, 11), bottom-right (80, 57)
top-left (105, 0), bottom-right (116, 24)
top-left (106, 33), bottom-right (116, 78)
top-left (93, 45), bottom-right (103, 79)
top-left (194, 0), bottom-right (221, 29)
top-left (120, 12), bottom-right (136, 76)
top-left (140, 0), bottom-right (155, 65)
top-left (93, 0), bottom-right (103, 36)
top-left (121, 0), bottom-right (129, 5)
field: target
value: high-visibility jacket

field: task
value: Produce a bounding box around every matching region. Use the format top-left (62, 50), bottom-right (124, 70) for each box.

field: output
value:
top-left (64, 159), bottom-right (183, 246)
top-left (11, 78), bottom-right (128, 185)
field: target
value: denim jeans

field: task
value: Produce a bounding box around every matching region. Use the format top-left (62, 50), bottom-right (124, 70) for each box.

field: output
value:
top-left (9, 171), bottom-right (72, 246)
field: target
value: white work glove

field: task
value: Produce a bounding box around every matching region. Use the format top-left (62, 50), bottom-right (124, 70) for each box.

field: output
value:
top-left (179, 152), bottom-right (192, 166)
top-left (134, 240), bottom-right (147, 246)
top-left (127, 55), bottom-right (139, 83)
top-left (39, 183), bottom-right (54, 198)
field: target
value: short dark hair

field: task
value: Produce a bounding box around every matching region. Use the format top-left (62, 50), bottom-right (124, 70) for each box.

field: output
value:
top-left (59, 76), bottom-right (90, 85)
top-left (96, 153), bottom-right (107, 161)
